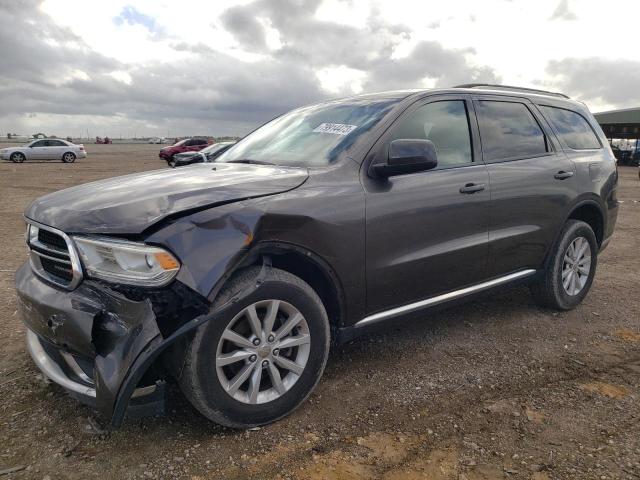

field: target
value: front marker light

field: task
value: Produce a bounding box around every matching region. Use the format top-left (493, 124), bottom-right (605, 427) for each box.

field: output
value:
top-left (72, 236), bottom-right (180, 287)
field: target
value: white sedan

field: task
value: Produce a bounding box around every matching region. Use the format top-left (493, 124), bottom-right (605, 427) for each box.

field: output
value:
top-left (0, 139), bottom-right (87, 163)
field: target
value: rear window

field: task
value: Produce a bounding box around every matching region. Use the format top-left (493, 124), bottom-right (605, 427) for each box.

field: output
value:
top-left (476, 100), bottom-right (549, 162)
top-left (540, 106), bottom-right (601, 150)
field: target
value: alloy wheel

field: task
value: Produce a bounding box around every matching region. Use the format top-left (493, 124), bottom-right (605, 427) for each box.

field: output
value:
top-left (215, 299), bottom-right (311, 404)
top-left (562, 236), bottom-right (591, 296)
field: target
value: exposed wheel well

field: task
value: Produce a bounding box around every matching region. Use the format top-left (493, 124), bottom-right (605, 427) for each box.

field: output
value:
top-left (239, 246), bottom-right (344, 333)
top-left (568, 203), bottom-right (604, 246)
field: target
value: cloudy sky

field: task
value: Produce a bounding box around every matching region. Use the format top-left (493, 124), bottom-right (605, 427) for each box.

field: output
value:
top-left (2, 0), bottom-right (640, 138)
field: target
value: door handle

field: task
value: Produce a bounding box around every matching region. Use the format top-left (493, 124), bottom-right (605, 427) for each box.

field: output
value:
top-left (554, 170), bottom-right (574, 180)
top-left (459, 183), bottom-right (486, 194)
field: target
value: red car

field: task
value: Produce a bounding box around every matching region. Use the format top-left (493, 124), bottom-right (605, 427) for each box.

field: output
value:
top-left (159, 138), bottom-right (210, 162)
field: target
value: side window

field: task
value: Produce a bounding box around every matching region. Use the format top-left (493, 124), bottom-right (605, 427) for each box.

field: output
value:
top-left (48, 140), bottom-right (64, 146)
top-left (540, 106), bottom-right (601, 150)
top-left (386, 100), bottom-right (473, 168)
top-left (476, 100), bottom-right (549, 162)
top-left (31, 140), bottom-right (46, 147)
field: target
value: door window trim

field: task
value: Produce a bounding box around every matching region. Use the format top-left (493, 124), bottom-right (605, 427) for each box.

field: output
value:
top-left (472, 95), bottom-right (561, 164)
top-left (364, 94), bottom-right (482, 177)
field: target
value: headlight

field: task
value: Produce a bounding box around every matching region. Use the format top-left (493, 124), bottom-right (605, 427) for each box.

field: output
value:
top-left (73, 236), bottom-right (180, 287)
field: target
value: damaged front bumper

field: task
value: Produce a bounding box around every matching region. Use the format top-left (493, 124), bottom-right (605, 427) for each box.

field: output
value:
top-left (15, 262), bottom-right (182, 426)
top-left (25, 330), bottom-right (163, 411)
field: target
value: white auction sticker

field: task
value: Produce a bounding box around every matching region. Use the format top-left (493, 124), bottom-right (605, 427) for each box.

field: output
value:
top-left (312, 123), bottom-right (358, 135)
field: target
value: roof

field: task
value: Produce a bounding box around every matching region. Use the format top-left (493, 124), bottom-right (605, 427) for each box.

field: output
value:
top-left (326, 85), bottom-right (580, 110)
top-left (593, 107), bottom-right (640, 125)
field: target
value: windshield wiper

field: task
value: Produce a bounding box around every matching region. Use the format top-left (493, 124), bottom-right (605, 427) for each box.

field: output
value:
top-left (226, 159), bottom-right (276, 165)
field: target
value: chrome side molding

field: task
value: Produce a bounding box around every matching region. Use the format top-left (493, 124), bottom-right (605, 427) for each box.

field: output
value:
top-left (356, 269), bottom-right (536, 328)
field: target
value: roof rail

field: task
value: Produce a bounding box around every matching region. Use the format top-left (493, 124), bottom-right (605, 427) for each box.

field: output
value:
top-left (453, 83), bottom-right (570, 99)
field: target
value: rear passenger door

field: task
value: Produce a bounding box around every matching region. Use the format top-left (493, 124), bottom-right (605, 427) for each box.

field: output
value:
top-left (46, 140), bottom-right (67, 160)
top-left (473, 96), bottom-right (577, 277)
top-left (187, 139), bottom-right (206, 152)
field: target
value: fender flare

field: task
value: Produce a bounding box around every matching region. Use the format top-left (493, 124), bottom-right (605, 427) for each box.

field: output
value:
top-left (205, 240), bottom-right (346, 323)
top-left (542, 197), bottom-right (605, 269)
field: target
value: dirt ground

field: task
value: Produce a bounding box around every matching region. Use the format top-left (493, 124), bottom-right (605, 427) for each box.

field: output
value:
top-left (0, 143), bottom-right (639, 480)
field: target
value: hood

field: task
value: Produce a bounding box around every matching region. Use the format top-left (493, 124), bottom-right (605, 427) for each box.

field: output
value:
top-left (25, 163), bottom-right (308, 234)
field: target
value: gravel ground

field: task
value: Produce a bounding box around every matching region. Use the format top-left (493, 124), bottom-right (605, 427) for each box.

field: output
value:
top-left (0, 143), bottom-right (639, 480)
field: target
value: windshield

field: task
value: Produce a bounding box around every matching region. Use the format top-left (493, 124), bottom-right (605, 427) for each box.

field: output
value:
top-left (216, 98), bottom-right (399, 167)
top-left (173, 139), bottom-right (188, 146)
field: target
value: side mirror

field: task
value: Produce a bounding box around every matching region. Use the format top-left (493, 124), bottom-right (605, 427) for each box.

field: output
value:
top-left (372, 139), bottom-right (438, 178)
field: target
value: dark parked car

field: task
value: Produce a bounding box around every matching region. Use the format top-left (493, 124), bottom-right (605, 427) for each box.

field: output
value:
top-left (168, 141), bottom-right (236, 168)
top-left (159, 137), bottom-right (210, 162)
top-left (16, 85), bottom-right (618, 429)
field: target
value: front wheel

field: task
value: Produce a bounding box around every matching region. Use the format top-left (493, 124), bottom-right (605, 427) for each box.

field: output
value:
top-left (530, 220), bottom-right (598, 310)
top-left (179, 267), bottom-right (330, 428)
top-left (10, 152), bottom-right (25, 163)
top-left (61, 152), bottom-right (76, 163)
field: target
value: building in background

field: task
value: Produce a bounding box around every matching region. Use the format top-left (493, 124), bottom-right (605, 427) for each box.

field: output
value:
top-left (594, 107), bottom-right (640, 165)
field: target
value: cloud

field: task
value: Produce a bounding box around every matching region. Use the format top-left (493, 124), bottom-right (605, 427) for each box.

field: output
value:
top-left (550, 0), bottom-right (577, 21)
top-left (365, 42), bottom-right (500, 91)
top-left (0, 0), bottom-right (500, 137)
top-left (546, 57), bottom-right (640, 107)
top-left (220, 6), bottom-right (268, 52)
top-left (220, 0), bottom-right (498, 90)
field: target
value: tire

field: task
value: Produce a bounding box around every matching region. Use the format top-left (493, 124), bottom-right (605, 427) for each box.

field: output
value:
top-left (168, 159), bottom-right (176, 168)
top-left (530, 219), bottom-right (598, 310)
top-left (179, 266), bottom-right (330, 428)
top-left (62, 152), bottom-right (76, 163)
top-left (10, 152), bottom-right (25, 163)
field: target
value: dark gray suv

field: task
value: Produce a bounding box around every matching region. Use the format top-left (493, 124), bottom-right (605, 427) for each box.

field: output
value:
top-left (15, 84), bottom-right (618, 428)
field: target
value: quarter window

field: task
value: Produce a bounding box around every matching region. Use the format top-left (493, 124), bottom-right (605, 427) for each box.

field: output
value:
top-left (540, 106), bottom-right (601, 150)
top-left (387, 100), bottom-right (473, 168)
top-left (476, 101), bottom-right (548, 162)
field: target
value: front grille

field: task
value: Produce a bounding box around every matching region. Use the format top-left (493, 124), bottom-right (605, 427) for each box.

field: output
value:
top-left (38, 229), bottom-right (68, 250)
top-left (27, 222), bottom-right (82, 289)
top-left (40, 257), bottom-right (74, 281)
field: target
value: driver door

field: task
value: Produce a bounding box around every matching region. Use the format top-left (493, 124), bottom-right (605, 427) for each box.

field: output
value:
top-left (363, 96), bottom-right (491, 315)
top-left (28, 140), bottom-right (48, 160)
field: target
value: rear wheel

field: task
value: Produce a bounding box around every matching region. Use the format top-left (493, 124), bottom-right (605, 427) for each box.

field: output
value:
top-left (10, 152), bottom-right (25, 163)
top-left (179, 267), bottom-right (330, 428)
top-left (61, 152), bottom-right (76, 163)
top-left (530, 220), bottom-right (598, 310)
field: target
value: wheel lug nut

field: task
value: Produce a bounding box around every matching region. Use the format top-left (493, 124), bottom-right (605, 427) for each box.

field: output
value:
top-left (249, 354), bottom-right (257, 362)
top-left (252, 338), bottom-right (260, 346)
top-left (268, 334), bottom-right (275, 342)
top-left (262, 360), bottom-right (269, 367)
top-left (273, 348), bottom-right (280, 356)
